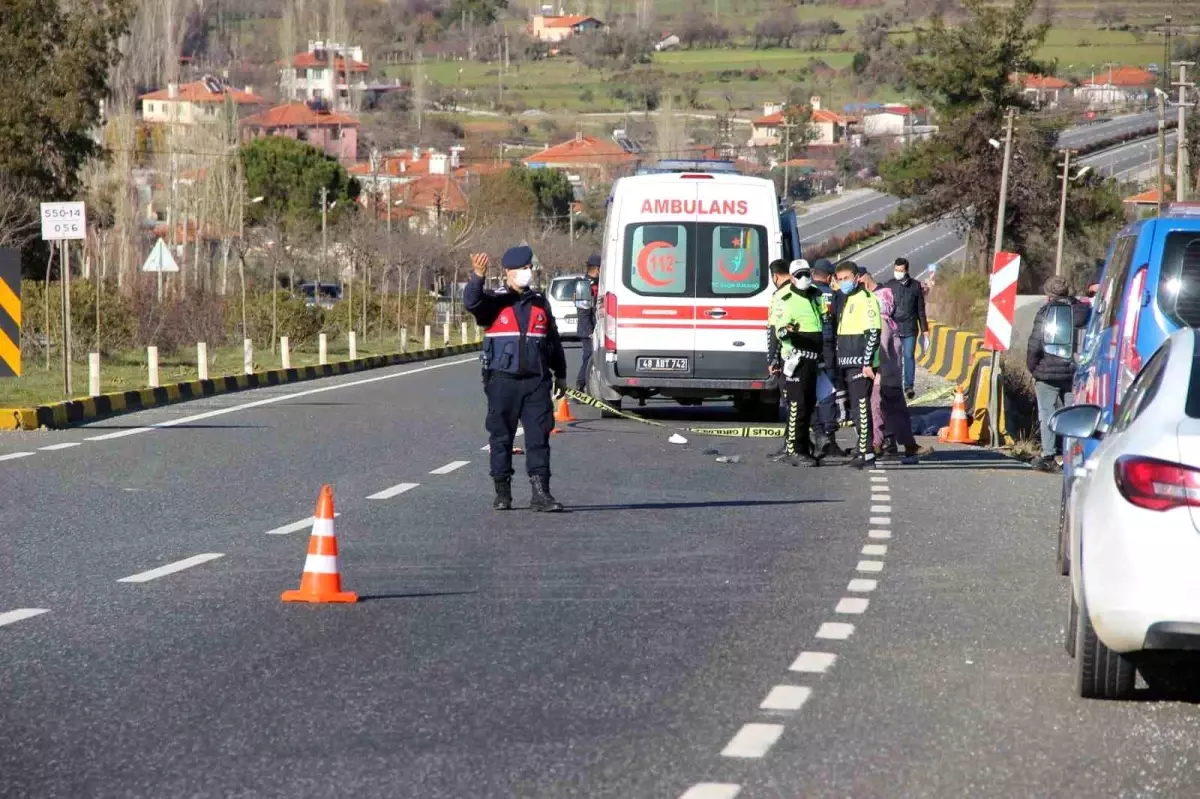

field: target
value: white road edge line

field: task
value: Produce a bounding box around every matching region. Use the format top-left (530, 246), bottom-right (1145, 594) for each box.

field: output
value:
top-left (760, 685), bottom-right (812, 712)
top-left (790, 651), bottom-right (837, 673)
top-left (720, 723), bottom-right (785, 759)
top-left (848, 578), bottom-right (878, 593)
top-left (39, 442), bottom-right (82, 451)
top-left (0, 452), bottom-right (35, 462)
top-left (264, 513), bottom-right (341, 535)
top-left (0, 608), bottom-right (50, 627)
top-left (678, 784), bottom-right (742, 799)
top-left (430, 460), bottom-right (469, 475)
top-left (367, 482), bottom-right (420, 500)
top-left (836, 597), bottom-right (870, 615)
top-left (816, 622), bottom-right (855, 640)
top-left (117, 553), bottom-right (225, 583)
top-left (85, 357), bottom-right (478, 442)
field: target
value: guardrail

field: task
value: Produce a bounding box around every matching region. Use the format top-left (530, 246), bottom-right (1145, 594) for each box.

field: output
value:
top-left (918, 321), bottom-right (1009, 446)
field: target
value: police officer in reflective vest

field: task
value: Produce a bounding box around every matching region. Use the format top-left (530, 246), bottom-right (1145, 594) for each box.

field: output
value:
top-left (767, 259), bottom-right (834, 467)
top-left (832, 260), bottom-right (882, 469)
top-left (464, 248), bottom-right (568, 512)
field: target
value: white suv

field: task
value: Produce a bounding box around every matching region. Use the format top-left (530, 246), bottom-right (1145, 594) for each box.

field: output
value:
top-left (547, 274), bottom-right (587, 339)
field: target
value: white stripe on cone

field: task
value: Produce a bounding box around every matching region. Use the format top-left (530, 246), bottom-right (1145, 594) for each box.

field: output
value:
top-left (301, 554), bottom-right (340, 575)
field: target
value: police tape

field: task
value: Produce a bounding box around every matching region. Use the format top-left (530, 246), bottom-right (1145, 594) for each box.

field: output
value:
top-left (561, 387), bottom-right (787, 438)
top-left (907, 384), bottom-right (957, 407)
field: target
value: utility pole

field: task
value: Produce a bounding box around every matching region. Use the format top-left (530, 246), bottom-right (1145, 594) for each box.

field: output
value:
top-left (1157, 88), bottom-right (1167, 215)
top-left (320, 185), bottom-right (328, 289)
top-left (781, 117), bottom-right (795, 203)
top-left (1163, 15), bottom-right (1173, 95)
top-left (987, 107), bottom-right (1016, 447)
top-left (1174, 62), bottom-right (1194, 202)
top-left (1054, 149), bottom-right (1075, 278)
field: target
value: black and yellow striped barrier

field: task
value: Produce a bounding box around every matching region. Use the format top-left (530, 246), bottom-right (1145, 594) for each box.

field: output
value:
top-left (0, 343), bottom-right (480, 431)
top-left (917, 321), bottom-right (1009, 446)
top-left (0, 248), bottom-right (20, 378)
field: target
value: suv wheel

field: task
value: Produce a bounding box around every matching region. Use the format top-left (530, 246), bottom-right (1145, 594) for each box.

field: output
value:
top-left (1076, 594), bottom-right (1137, 700)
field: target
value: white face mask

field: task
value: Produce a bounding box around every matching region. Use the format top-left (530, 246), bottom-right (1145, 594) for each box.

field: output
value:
top-left (793, 276), bottom-right (812, 291)
top-left (894, 270), bottom-right (907, 281)
top-left (511, 268), bottom-right (533, 289)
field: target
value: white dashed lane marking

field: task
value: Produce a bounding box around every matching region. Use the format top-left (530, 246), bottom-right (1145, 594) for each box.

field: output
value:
top-left (868, 529), bottom-right (892, 539)
top-left (869, 517), bottom-right (891, 526)
top-left (0, 452), bottom-right (34, 462)
top-left (790, 651), bottom-right (837, 673)
top-left (836, 597), bottom-right (870, 614)
top-left (367, 482), bottom-right (420, 500)
top-left (720, 723), bottom-right (785, 758)
top-left (430, 460), bottom-right (469, 475)
top-left (117, 553), bottom-right (224, 583)
top-left (264, 513), bottom-right (341, 535)
top-left (857, 560), bottom-right (885, 573)
top-left (862, 544), bottom-right (888, 556)
top-left (0, 608), bottom-right (50, 627)
top-left (870, 476), bottom-right (888, 483)
top-left (815, 622), bottom-right (855, 640)
top-left (39, 442), bottom-right (81, 451)
top-left (760, 685), bottom-right (812, 712)
top-left (870, 505), bottom-right (892, 513)
top-left (848, 578), bottom-right (878, 593)
top-left (679, 784), bottom-right (742, 799)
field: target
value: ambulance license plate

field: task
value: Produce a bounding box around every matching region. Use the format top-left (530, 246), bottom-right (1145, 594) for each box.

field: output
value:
top-left (637, 357), bottom-right (689, 372)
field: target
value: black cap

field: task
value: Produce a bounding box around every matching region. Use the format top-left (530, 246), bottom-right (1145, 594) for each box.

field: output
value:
top-left (856, 265), bottom-right (870, 277)
top-left (811, 258), bottom-right (834, 277)
top-left (501, 245), bottom-right (534, 269)
top-left (586, 253), bottom-right (601, 268)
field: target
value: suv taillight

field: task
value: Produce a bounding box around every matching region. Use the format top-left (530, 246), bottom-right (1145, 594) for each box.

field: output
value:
top-left (1115, 455), bottom-right (1200, 511)
top-left (603, 292), bottom-right (618, 352)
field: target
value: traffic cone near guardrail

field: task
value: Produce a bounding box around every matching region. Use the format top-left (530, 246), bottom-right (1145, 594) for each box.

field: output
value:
top-left (938, 388), bottom-right (975, 445)
top-left (282, 485), bottom-right (357, 604)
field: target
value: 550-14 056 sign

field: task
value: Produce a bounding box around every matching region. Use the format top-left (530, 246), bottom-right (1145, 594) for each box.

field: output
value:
top-left (40, 202), bottom-right (87, 241)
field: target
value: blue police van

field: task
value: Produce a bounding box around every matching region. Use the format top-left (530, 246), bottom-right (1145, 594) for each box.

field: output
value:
top-left (1056, 203), bottom-right (1200, 574)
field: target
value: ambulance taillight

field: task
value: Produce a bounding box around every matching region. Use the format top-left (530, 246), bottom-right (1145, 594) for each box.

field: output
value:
top-left (604, 292), bottom-right (618, 352)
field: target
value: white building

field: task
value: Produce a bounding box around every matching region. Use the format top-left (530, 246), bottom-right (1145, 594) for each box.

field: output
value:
top-left (140, 76), bottom-right (263, 126)
top-left (280, 40), bottom-right (370, 111)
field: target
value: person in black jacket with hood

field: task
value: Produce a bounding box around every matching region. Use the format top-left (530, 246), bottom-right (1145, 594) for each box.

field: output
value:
top-left (1026, 275), bottom-right (1091, 473)
top-left (883, 257), bottom-right (929, 399)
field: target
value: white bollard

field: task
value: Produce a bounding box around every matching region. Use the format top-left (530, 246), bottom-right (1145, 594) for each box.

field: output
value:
top-left (401, 327), bottom-right (408, 352)
top-left (319, 333), bottom-right (328, 365)
top-left (443, 322), bottom-right (450, 346)
top-left (197, 342), bottom-right (208, 380)
top-left (88, 352), bottom-right (100, 397)
top-left (348, 331), bottom-right (357, 359)
top-left (461, 322), bottom-right (468, 344)
top-left (243, 338), bottom-right (253, 374)
top-left (147, 346), bottom-right (159, 388)
top-left (424, 325), bottom-right (431, 350)
top-left (280, 336), bottom-right (290, 369)
top-left (473, 320), bottom-right (481, 342)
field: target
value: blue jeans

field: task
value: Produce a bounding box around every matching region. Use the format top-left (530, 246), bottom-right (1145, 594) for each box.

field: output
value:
top-left (1035, 381), bottom-right (1073, 459)
top-left (900, 335), bottom-right (917, 392)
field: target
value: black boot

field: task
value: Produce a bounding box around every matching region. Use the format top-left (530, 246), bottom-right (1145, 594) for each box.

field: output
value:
top-left (530, 475), bottom-right (564, 512)
top-left (492, 478), bottom-right (513, 511)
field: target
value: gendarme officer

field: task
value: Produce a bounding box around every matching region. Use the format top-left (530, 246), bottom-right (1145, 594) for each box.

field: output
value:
top-left (464, 248), bottom-right (568, 512)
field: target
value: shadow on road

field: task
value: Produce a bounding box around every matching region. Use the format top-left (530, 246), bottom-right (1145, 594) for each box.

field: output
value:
top-left (898, 448), bottom-right (1032, 472)
top-left (81, 423), bottom-right (270, 430)
top-left (359, 589), bottom-right (479, 602)
top-left (565, 499), bottom-right (839, 512)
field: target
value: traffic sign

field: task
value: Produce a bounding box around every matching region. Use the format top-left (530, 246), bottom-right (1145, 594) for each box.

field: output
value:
top-left (983, 251), bottom-right (1021, 351)
top-left (40, 202), bottom-right (87, 241)
top-left (142, 238), bottom-right (180, 273)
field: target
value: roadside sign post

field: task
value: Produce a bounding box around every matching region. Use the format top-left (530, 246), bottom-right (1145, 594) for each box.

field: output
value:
top-left (41, 201), bottom-right (87, 397)
top-left (141, 237), bottom-right (180, 301)
top-left (987, 109), bottom-right (1016, 447)
top-left (983, 251), bottom-right (1021, 446)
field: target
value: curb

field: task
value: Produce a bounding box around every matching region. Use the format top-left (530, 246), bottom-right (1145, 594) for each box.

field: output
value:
top-left (0, 343), bottom-right (481, 431)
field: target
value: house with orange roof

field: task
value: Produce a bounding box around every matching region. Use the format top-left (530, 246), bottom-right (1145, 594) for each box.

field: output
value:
top-left (241, 102), bottom-right (360, 164)
top-left (748, 98), bottom-right (849, 148)
top-left (367, 174), bottom-right (470, 232)
top-left (531, 14), bottom-right (604, 43)
top-left (523, 133), bottom-right (636, 184)
top-left (281, 40), bottom-right (370, 111)
top-left (1075, 66), bottom-right (1156, 109)
top-left (1011, 73), bottom-right (1072, 107)
top-left (140, 76), bottom-right (265, 126)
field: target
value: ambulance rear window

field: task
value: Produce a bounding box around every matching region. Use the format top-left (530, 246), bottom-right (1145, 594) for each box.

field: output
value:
top-left (624, 223), bottom-right (690, 296)
top-left (704, 224), bottom-right (767, 297)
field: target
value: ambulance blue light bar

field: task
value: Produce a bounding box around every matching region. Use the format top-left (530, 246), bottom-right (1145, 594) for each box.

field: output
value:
top-left (636, 159), bottom-right (740, 176)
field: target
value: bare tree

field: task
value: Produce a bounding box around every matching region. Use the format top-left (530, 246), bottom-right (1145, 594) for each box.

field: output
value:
top-left (0, 176), bottom-right (39, 250)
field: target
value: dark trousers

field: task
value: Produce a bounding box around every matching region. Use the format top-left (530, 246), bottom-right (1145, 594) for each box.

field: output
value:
top-left (576, 338), bottom-right (593, 390)
top-left (783, 359), bottom-right (819, 455)
top-left (843, 370), bottom-right (874, 458)
top-left (814, 375), bottom-right (840, 440)
top-left (485, 373), bottom-right (554, 479)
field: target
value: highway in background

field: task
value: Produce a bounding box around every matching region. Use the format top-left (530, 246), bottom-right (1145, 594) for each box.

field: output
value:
top-left (3, 350), bottom-right (1200, 797)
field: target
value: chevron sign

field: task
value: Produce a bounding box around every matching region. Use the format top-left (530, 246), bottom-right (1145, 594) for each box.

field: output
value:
top-left (983, 251), bottom-right (1021, 351)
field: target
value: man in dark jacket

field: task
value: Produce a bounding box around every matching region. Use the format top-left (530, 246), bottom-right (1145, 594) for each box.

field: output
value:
top-left (1026, 275), bottom-right (1091, 473)
top-left (810, 259), bottom-right (848, 457)
top-left (575, 254), bottom-right (601, 390)
top-left (883, 257), bottom-right (929, 400)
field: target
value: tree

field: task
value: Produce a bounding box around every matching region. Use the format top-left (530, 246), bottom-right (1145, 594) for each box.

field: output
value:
top-left (446, 0), bottom-right (507, 28)
top-left (239, 137), bottom-right (359, 230)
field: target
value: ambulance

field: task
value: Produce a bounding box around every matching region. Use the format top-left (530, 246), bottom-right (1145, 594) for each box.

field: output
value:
top-left (583, 164), bottom-right (800, 419)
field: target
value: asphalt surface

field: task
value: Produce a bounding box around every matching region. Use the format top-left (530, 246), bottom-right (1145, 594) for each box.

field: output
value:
top-left (1057, 111), bottom-right (1160, 151)
top-left (3, 346), bottom-right (1199, 797)
top-left (799, 190), bottom-right (903, 248)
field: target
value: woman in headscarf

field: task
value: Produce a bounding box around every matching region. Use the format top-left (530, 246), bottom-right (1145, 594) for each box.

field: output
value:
top-left (871, 287), bottom-right (922, 464)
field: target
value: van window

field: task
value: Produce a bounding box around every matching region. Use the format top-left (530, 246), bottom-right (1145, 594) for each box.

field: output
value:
top-left (1097, 236), bottom-right (1136, 330)
top-left (1157, 233), bottom-right (1200, 328)
top-left (624, 223), bottom-right (690, 296)
top-left (703, 224), bottom-right (768, 297)
top-left (549, 279), bottom-right (577, 301)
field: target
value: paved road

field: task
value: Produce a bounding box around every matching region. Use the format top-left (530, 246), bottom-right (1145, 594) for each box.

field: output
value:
top-left (1058, 111), bottom-right (1160, 151)
top-left (3, 348), bottom-right (1199, 797)
top-left (799, 191), bottom-right (903, 248)
top-left (846, 132), bottom-right (1180, 275)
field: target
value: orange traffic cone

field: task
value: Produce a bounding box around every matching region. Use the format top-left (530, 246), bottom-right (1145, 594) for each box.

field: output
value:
top-left (938, 388), bottom-right (975, 444)
top-left (554, 396), bottom-right (578, 423)
top-left (282, 485), bottom-right (358, 604)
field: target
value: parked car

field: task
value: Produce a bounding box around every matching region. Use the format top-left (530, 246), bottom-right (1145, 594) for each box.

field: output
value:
top-left (1056, 204), bottom-right (1200, 576)
top-left (1051, 328), bottom-right (1200, 700)
top-left (299, 282), bottom-right (343, 310)
top-left (547, 274), bottom-right (588, 340)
